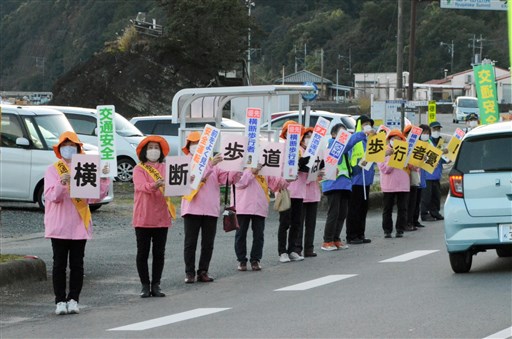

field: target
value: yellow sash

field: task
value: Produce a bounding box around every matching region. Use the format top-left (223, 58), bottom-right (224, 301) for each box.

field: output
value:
top-left (255, 175), bottom-right (270, 202)
top-left (54, 160), bottom-right (91, 230)
top-left (182, 182), bottom-right (205, 202)
top-left (138, 163), bottom-right (176, 219)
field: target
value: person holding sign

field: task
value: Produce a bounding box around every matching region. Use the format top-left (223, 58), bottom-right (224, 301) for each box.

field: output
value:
top-left (463, 113), bottom-right (479, 133)
top-left (403, 125), bottom-right (422, 232)
top-left (181, 132), bottom-right (241, 283)
top-left (133, 136), bottom-right (172, 298)
top-left (44, 132), bottom-right (110, 315)
top-left (378, 130), bottom-right (410, 239)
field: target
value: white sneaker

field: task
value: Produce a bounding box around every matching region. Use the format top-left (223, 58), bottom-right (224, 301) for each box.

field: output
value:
top-left (279, 253), bottom-right (291, 263)
top-left (55, 302), bottom-right (67, 315)
top-left (67, 299), bottom-right (79, 314)
top-left (289, 252), bottom-right (304, 261)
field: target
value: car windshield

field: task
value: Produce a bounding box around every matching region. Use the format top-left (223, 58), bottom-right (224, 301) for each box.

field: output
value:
top-left (31, 114), bottom-right (74, 148)
top-left (456, 134), bottom-right (512, 173)
top-left (458, 99), bottom-right (478, 108)
top-left (115, 113), bottom-right (144, 137)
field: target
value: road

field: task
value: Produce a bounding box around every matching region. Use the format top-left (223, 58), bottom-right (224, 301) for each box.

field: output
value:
top-left (1, 194), bottom-right (511, 338)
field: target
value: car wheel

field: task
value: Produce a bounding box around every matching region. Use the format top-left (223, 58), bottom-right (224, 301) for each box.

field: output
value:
top-left (449, 251), bottom-right (472, 273)
top-left (36, 184), bottom-right (45, 210)
top-left (90, 204), bottom-right (102, 212)
top-left (117, 158), bottom-right (135, 182)
top-left (496, 247), bottom-right (512, 257)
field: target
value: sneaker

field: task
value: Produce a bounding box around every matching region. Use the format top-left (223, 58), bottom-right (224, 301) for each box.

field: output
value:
top-left (396, 232), bottom-right (404, 238)
top-left (279, 253), bottom-right (291, 263)
top-left (250, 261), bottom-right (262, 271)
top-left (55, 302), bottom-right (67, 315)
top-left (321, 242), bottom-right (337, 251)
top-left (237, 262), bottom-right (247, 271)
top-left (334, 240), bottom-right (349, 250)
top-left (289, 252), bottom-right (304, 261)
top-left (67, 299), bottom-right (79, 314)
top-left (384, 233), bottom-right (392, 238)
top-left (185, 273), bottom-right (195, 283)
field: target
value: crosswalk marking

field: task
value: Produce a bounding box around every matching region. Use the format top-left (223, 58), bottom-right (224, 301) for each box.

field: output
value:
top-left (379, 250), bottom-right (439, 263)
top-left (107, 308), bottom-right (230, 331)
top-left (482, 326), bottom-right (512, 339)
top-left (275, 274), bottom-right (357, 291)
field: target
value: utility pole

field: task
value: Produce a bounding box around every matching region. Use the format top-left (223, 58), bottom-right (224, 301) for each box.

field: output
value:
top-left (407, 0), bottom-right (417, 101)
top-left (246, 1), bottom-right (255, 85)
top-left (396, 0), bottom-right (404, 99)
top-left (320, 48), bottom-right (324, 98)
top-left (440, 40), bottom-right (454, 73)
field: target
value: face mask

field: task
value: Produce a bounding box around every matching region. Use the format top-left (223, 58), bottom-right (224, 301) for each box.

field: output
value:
top-left (432, 131), bottom-right (440, 138)
top-left (189, 144), bottom-right (198, 155)
top-left (469, 121), bottom-right (478, 128)
top-left (303, 137), bottom-right (311, 146)
top-left (420, 134), bottom-right (429, 141)
top-left (363, 125), bottom-right (372, 133)
top-left (146, 149), bottom-right (161, 162)
top-left (60, 145), bottom-right (77, 160)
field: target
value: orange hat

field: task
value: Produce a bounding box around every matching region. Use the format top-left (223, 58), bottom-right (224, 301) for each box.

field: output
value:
top-left (53, 131), bottom-right (84, 159)
top-left (387, 129), bottom-right (406, 142)
top-left (280, 120), bottom-right (302, 140)
top-left (136, 135), bottom-right (170, 159)
top-left (181, 131), bottom-right (201, 155)
top-left (301, 127), bottom-right (314, 141)
top-left (403, 124), bottom-right (413, 136)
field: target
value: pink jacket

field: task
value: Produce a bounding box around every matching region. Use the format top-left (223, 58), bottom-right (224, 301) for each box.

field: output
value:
top-left (132, 162), bottom-right (172, 228)
top-left (378, 156), bottom-right (410, 193)
top-left (44, 164), bottom-right (110, 240)
top-left (232, 169), bottom-right (288, 217)
top-left (181, 162), bottom-right (241, 218)
top-left (288, 171), bottom-right (308, 199)
top-left (304, 180), bottom-right (321, 203)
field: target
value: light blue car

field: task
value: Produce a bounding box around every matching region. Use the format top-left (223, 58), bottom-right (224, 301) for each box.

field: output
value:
top-left (444, 121), bottom-right (512, 273)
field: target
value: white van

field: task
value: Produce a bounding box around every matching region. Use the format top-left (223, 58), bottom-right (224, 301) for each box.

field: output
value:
top-left (0, 105), bottom-right (113, 210)
top-left (43, 106), bottom-right (144, 182)
top-left (452, 96), bottom-right (479, 123)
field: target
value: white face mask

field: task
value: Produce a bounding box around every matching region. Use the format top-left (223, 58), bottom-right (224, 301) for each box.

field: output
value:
top-left (363, 125), bottom-right (372, 133)
top-left (303, 137), bottom-right (311, 146)
top-left (60, 145), bottom-right (77, 160)
top-left (432, 131), bottom-right (440, 138)
top-left (420, 134), bottom-right (430, 141)
top-left (469, 121), bottom-right (478, 128)
top-left (189, 144), bottom-right (198, 155)
top-left (146, 149), bottom-right (161, 162)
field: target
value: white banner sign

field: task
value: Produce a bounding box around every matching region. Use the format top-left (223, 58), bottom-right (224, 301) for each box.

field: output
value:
top-left (283, 123), bottom-right (302, 180)
top-left (324, 129), bottom-right (352, 180)
top-left (218, 134), bottom-right (247, 171)
top-left (70, 154), bottom-right (100, 199)
top-left (259, 141), bottom-right (284, 177)
top-left (96, 105), bottom-right (117, 178)
top-left (165, 156), bottom-right (192, 197)
top-left (244, 107), bottom-right (262, 168)
top-left (440, 0), bottom-right (507, 11)
top-left (189, 124), bottom-right (220, 190)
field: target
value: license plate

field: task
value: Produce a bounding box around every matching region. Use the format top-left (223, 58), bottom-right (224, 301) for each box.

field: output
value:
top-left (498, 224), bottom-right (512, 243)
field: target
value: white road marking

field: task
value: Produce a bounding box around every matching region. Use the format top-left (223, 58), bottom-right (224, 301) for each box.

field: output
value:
top-left (275, 274), bottom-right (357, 291)
top-left (482, 326), bottom-right (512, 339)
top-left (379, 250), bottom-right (439, 263)
top-left (107, 308), bottom-right (231, 331)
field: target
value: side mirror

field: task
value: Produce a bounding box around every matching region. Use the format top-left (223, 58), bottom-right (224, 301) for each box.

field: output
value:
top-left (16, 137), bottom-right (30, 147)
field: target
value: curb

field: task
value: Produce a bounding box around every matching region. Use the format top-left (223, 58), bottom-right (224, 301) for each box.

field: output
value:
top-left (0, 256), bottom-right (47, 287)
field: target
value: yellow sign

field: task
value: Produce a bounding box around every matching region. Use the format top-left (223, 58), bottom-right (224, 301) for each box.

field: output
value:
top-left (445, 128), bottom-right (465, 162)
top-left (388, 140), bottom-right (408, 169)
top-left (428, 100), bottom-right (436, 125)
top-left (419, 143), bottom-right (443, 174)
top-left (408, 141), bottom-right (429, 168)
top-left (365, 133), bottom-right (387, 163)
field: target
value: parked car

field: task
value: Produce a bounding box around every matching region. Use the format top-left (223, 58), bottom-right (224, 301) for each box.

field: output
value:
top-left (261, 110), bottom-right (357, 134)
top-left (452, 96), bottom-right (479, 123)
top-left (43, 106), bottom-right (144, 182)
top-left (0, 105), bottom-right (113, 210)
top-left (130, 115), bottom-right (245, 155)
top-left (444, 121), bottom-right (512, 273)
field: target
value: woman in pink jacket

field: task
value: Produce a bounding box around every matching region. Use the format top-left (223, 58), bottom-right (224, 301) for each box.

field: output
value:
top-left (44, 131), bottom-right (110, 315)
top-left (234, 165), bottom-right (288, 271)
top-left (181, 132), bottom-right (241, 284)
top-left (133, 136), bottom-right (172, 298)
top-left (378, 130), bottom-right (410, 239)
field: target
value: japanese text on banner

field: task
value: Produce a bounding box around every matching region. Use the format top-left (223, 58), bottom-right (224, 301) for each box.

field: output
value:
top-left (218, 134), bottom-right (247, 171)
top-left (259, 141), bottom-right (284, 177)
top-left (96, 105), bottom-right (117, 178)
top-left (388, 140), bottom-right (408, 169)
top-left (324, 129), bottom-right (351, 180)
top-left (165, 156), bottom-right (192, 197)
top-left (404, 126), bottom-right (422, 165)
top-left (473, 64), bottom-right (500, 125)
top-left (244, 108), bottom-right (262, 168)
top-left (189, 124), bottom-right (220, 189)
top-left (283, 124), bottom-right (302, 180)
top-left (445, 128), bottom-right (465, 162)
top-left (70, 154), bottom-right (100, 199)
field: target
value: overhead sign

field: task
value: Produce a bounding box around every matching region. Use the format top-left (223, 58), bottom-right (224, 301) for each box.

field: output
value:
top-left (301, 82), bottom-right (318, 101)
top-left (428, 100), bottom-right (437, 125)
top-left (440, 0), bottom-right (507, 11)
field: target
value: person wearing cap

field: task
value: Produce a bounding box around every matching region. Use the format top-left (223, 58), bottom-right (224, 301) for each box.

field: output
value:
top-left (346, 115), bottom-right (375, 244)
top-left (321, 122), bottom-right (372, 251)
top-left (44, 131), bottom-right (111, 315)
top-left (133, 136), bottom-right (172, 298)
top-left (181, 131), bottom-right (241, 283)
top-left (378, 129), bottom-right (410, 238)
top-left (464, 113), bottom-right (479, 133)
top-left (420, 121), bottom-right (448, 221)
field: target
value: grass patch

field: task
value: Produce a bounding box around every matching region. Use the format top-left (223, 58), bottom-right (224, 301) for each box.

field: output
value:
top-left (0, 254), bottom-right (24, 263)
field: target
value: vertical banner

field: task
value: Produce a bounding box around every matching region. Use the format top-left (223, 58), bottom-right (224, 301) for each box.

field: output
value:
top-left (324, 129), bottom-right (352, 180)
top-left (244, 108), bottom-right (262, 168)
top-left (474, 64), bottom-right (500, 125)
top-left (445, 128), bottom-right (465, 162)
top-left (388, 140), bottom-right (408, 169)
top-left (307, 153), bottom-right (324, 182)
top-left (165, 156), bottom-right (192, 197)
top-left (404, 126), bottom-right (422, 165)
top-left (304, 117), bottom-right (330, 160)
top-left (427, 100), bottom-right (436, 125)
top-left (259, 141), bottom-right (284, 177)
top-left (283, 123), bottom-right (302, 180)
top-left (189, 124), bottom-right (220, 190)
top-left (218, 134), bottom-right (247, 171)
top-left (96, 105), bottom-right (117, 177)
top-left (70, 154), bottom-right (100, 199)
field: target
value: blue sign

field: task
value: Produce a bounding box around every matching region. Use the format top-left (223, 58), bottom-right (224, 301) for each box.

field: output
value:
top-left (302, 82), bottom-right (318, 101)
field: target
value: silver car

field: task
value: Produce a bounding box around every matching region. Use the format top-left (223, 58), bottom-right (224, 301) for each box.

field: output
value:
top-left (444, 121), bottom-right (512, 273)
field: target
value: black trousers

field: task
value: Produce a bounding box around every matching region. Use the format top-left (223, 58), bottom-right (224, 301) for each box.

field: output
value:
top-left (183, 215), bottom-right (217, 275)
top-left (296, 202), bottom-right (318, 254)
top-left (135, 227), bottom-right (168, 285)
top-left (382, 192), bottom-right (408, 234)
top-left (51, 238), bottom-right (87, 304)
top-left (421, 180), bottom-right (441, 216)
top-left (234, 214), bottom-right (265, 263)
top-left (407, 186), bottom-right (421, 225)
top-left (278, 198), bottom-right (303, 255)
top-left (323, 190), bottom-right (351, 242)
top-left (346, 185), bottom-right (370, 241)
